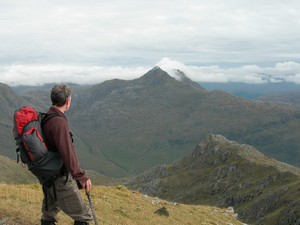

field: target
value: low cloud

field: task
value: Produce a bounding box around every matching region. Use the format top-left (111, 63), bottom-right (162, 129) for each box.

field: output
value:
top-left (158, 58), bottom-right (300, 84)
top-left (0, 64), bottom-right (149, 86)
top-left (1, 58), bottom-right (300, 86)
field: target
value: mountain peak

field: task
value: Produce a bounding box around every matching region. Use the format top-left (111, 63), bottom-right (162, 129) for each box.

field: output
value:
top-left (192, 134), bottom-right (300, 175)
top-left (140, 66), bottom-right (174, 84)
top-left (192, 134), bottom-right (265, 161)
top-left (139, 67), bottom-right (206, 92)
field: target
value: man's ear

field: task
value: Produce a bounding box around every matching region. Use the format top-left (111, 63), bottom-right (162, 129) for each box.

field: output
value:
top-left (65, 97), bottom-right (71, 108)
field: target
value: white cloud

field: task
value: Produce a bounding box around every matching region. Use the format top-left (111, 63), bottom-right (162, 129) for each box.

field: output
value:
top-left (1, 58), bottom-right (300, 86)
top-left (0, 64), bottom-right (149, 86)
top-left (158, 58), bottom-right (300, 84)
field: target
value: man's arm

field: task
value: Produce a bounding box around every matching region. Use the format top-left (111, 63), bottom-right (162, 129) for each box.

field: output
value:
top-left (52, 117), bottom-right (90, 188)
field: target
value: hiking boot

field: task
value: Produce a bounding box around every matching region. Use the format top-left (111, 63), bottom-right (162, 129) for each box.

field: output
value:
top-left (74, 221), bottom-right (89, 225)
top-left (41, 220), bottom-right (56, 225)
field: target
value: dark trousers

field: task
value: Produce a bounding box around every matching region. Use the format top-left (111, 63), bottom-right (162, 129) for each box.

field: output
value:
top-left (42, 175), bottom-right (92, 222)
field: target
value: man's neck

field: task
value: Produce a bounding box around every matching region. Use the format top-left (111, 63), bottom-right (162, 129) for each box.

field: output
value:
top-left (52, 105), bottom-right (66, 113)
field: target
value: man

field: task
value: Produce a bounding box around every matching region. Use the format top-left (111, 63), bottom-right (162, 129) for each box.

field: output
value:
top-left (41, 84), bottom-right (93, 225)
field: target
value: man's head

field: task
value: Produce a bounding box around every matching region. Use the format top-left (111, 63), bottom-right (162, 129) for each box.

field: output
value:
top-left (51, 84), bottom-right (72, 111)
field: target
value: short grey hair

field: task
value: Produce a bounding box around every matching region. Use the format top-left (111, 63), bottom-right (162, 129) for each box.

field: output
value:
top-left (51, 83), bottom-right (72, 106)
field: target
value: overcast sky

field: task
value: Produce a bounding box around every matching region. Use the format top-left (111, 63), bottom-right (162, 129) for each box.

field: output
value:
top-left (1, 0), bottom-right (300, 85)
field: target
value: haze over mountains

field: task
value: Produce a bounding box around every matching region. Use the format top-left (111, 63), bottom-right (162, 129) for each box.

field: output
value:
top-left (1, 67), bottom-right (300, 178)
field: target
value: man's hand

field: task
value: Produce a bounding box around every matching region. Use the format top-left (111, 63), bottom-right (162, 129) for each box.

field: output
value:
top-left (85, 179), bottom-right (92, 193)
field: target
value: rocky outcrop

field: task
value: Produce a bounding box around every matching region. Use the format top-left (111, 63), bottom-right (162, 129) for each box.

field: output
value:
top-left (127, 134), bottom-right (300, 225)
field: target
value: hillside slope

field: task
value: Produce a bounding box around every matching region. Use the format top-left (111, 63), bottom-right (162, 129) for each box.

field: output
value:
top-left (127, 134), bottom-right (300, 225)
top-left (0, 184), bottom-right (244, 225)
top-left (0, 154), bottom-right (125, 186)
top-left (0, 155), bottom-right (36, 184)
top-left (0, 83), bottom-right (29, 158)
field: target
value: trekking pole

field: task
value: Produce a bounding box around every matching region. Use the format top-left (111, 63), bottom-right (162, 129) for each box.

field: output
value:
top-left (86, 191), bottom-right (99, 225)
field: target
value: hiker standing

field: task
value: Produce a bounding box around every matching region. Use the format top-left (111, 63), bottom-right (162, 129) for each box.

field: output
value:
top-left (41, 84), bottom-right (93, 225)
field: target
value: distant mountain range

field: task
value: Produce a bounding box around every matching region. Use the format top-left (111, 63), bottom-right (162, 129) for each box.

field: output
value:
top-left (202, 82), bottom-right (300, 100)
top-left (1, 67), bottom-right (300, 177)
top-left (127, 134), bottom-right (300, 225)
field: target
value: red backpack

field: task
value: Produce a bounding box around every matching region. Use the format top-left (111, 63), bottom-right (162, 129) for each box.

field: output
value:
top-left (13, 106), bottom-right (63, 184)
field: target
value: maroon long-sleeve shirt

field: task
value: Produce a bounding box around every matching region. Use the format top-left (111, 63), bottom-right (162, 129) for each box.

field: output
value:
top-left (43, 106), bottom-right (89, 188)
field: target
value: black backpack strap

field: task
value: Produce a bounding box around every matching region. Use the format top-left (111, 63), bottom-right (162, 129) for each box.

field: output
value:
top-left (42, 184), bottom-right (49, 211)
top-left (16, 147), bottom-right (20, 163)
top-left (41, 113), bottom-right (61, 154)
top-left (41, 113), bottom-right (61, 126)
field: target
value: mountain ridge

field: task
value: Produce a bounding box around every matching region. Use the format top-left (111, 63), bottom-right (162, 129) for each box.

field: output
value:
top-left (126, 134), bottom-right (300, 225)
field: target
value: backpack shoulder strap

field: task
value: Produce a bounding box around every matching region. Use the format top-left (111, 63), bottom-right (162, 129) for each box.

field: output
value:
top-left (41, 113), bottom-right (62, 126)
top-left (41, 113), bottom-right (64, 152)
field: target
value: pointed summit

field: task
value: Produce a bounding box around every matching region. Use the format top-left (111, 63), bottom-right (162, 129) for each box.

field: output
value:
top-left (143, 66), bottom-right (170, 77)
top-left (139, 67), bottom-right (206, 92)
top-left (139, 66), bottom-right (175, 85)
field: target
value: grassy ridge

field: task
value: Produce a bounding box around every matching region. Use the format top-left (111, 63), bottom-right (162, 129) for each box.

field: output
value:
top-left (0, 184), bottom-right (244, 225)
